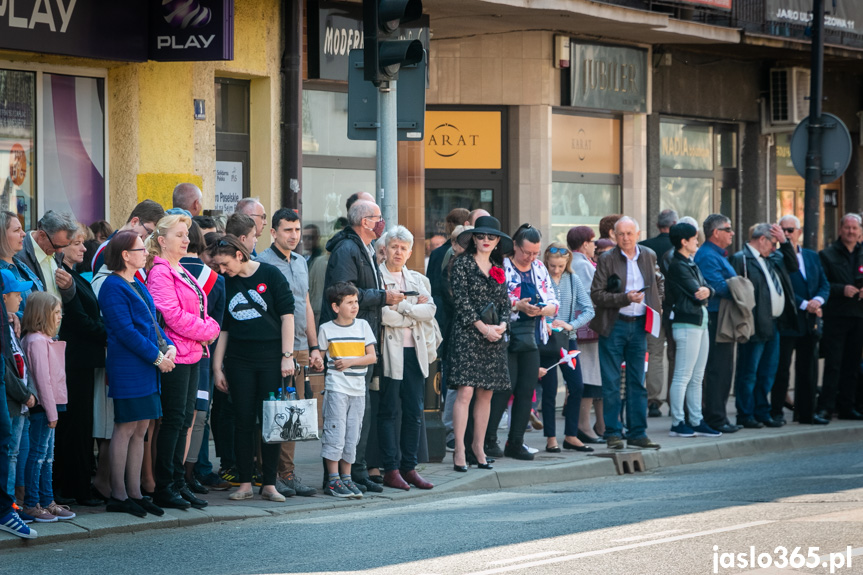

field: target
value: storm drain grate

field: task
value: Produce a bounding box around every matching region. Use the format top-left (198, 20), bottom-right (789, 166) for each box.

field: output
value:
top-left (591, 451), bottom-right (646, 475)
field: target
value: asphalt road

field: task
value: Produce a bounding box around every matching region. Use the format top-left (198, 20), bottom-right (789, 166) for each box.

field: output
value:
top-left (6, 442), bottom-right (863, 575)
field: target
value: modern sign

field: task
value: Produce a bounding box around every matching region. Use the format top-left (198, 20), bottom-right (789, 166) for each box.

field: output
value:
top-left (215, 161), bottom-right (242, 213)
top-left (149, 0), bottom-right (234, 61)
top-left (0, 0), bottom-right (148, 61)
top-left (347, 49), bottom-right (427, 142)
top-left (425, 111), bottom-right (501, 170)
top-left (766, 0), bottom-right (863, 36)
top-left (308, 1), bottom-right (429, 81)
top-left (552, 114), bottom-right (620, 174)
top-left (570, 43), bottom-right (647, 114)
top-left (790, 113), bottom-right (852, 184)
top-left (659, 122), bottom-right (713, 171)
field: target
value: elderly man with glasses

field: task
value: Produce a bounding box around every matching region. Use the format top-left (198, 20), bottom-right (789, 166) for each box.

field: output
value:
top-left (693, 214), bottom-right (741, 434)
top-left (771, 215), bottom-right (830, 425)
top-left (16, 210), bottom-right (79, 304)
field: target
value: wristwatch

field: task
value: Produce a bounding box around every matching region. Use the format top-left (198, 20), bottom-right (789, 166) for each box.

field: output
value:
top-left (282, 351), bottom-right (293, 358)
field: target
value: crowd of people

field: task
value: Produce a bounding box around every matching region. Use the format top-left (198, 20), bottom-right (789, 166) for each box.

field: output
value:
top-left (1, 183), bottom-right (862, 539)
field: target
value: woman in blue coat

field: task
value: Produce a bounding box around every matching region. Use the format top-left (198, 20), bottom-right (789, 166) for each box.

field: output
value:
top-left (98, 230), bottom-right (177, 518)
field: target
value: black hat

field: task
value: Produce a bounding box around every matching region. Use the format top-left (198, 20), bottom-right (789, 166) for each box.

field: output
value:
top-left (456, 216), bottom-right (513, 254)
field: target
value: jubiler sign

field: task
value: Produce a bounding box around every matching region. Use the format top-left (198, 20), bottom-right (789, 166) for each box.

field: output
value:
top-left (766, 0), bottom-right (863, 36)
top-left (570, 43), bottom-right (647, 114)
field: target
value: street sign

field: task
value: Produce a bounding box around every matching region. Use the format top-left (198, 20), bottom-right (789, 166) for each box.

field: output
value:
top-left (347, 49), bottom-right (427, 141)
top-left (790, 113), bottom-right (852, 184)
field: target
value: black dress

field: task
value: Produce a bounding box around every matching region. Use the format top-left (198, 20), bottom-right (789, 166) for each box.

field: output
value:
top-left (446, 255), bottom-right (511, 390)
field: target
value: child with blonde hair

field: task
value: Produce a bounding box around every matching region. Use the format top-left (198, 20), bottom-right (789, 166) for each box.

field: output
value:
top-left (21, 292), bottom-right (73, 522)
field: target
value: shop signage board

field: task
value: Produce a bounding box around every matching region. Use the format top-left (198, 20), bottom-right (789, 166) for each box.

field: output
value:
top-left (660, 0), bottom-right (731, 9)
top-left (0, 0), bottom-right (148, 61)
top-left (766, 0), bottom-right (863, 36)
top-left (149, 0), bottom-right (234, 61)
top-left (425, 111), bottom-right (501, 170)
top-left (215, 161), bottom-right (243, 214)
top-left (659, 122), bottom-right (713, 171)
top-left (552, 115), bottom-right (620, 174)
top-left (308, 1), bottom-right (429, 82)
top-left (570, 43), bottom-right (647, 114)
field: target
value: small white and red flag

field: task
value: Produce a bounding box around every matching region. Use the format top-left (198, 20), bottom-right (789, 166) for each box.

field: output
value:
top-left (645, 306), bottom-right (661, 338)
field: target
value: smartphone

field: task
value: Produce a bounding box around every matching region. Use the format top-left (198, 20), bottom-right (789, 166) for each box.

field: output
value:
top-left (536, 301), bottom-right (547, 307)
top-left (637, 286), bottom-right (649, 293)
top-left (401, 290), bottom-right (419, 296)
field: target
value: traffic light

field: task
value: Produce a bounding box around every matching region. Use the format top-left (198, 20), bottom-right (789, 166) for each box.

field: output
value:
top-left (363, 0), bottom-right (424, 86)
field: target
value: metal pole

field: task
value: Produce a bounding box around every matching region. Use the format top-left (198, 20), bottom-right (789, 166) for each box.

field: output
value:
top-left (380, 79), bottom-right (398, 226)
top-left (376, 88), bottom-right (382, 200)
top-left (281, 0), bottom-right (302, 211)
top-left (803, 0), bottom-right (824, 250)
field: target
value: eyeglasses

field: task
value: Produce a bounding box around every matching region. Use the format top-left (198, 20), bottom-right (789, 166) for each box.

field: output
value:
top-left (782, 227), bottom-right (797, 234)
top-left (547, 247), bottom-right (569, 255)
top-left (474, 233), bottom-right (497, 241)
top-left (249, 213), bottom-right (268, 221)
top-left (126, 248), bottom-right (146, 252)
top-left (365, 215), bottom-right (383, 222)
top-left (40, 229), bottom-right (71, 251)
top-left (141, 224), bottom-right (155, 235)
top-left (717, 227), bottom-right (733, 233)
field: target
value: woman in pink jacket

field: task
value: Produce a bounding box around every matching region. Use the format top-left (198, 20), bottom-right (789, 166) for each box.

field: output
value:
top-left (146, 214), bottom-right (220, 511)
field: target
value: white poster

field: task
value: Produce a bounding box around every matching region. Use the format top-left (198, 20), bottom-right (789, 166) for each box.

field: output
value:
top-left (215, 161), bottom-right (242, 214)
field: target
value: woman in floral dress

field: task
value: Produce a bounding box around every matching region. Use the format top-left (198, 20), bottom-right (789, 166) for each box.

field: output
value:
top-left (447, 216), bottom-right (512, 472)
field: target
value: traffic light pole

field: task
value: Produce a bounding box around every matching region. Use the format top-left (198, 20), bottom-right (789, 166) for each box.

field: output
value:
top-left (380, 80), bottom-right (398, 227)
top-left (803, 0), bottom-right (824, 251)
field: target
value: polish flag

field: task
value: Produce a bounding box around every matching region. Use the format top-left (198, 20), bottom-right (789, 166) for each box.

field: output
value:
top-left (645, 306), bottom-right (661, 338)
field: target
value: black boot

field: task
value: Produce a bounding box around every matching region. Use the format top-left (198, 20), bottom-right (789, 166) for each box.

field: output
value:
top-left (185, 462), bottom-right (209, 494)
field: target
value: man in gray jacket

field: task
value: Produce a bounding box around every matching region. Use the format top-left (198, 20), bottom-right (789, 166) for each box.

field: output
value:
top-left (16, 210), bottom-right (78, 304)
top-left (591, 217), bottom-right (664, 451)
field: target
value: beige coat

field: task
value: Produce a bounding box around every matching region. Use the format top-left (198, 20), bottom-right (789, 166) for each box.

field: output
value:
top-left (716, 275), bottom-right (756, 343)
top-left (379, 264), bottom-right (441, 379)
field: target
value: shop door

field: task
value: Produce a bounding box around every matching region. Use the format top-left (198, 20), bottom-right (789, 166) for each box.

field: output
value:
top-left (215, 78), bottom-right (250, 211)
top-left (425, 180), bottom-right (502, 239)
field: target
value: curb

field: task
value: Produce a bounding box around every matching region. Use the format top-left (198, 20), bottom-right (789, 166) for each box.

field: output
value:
top-left (3, 421), bottom-right (862, 549)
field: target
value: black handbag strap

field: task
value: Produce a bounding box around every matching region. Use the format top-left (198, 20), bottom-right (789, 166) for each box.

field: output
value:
top-left (125, 276), bottom-right (168, 351)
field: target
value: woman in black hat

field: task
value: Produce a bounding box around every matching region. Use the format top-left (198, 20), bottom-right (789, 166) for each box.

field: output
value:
top-left (447, 216), bottom-right (512, 472)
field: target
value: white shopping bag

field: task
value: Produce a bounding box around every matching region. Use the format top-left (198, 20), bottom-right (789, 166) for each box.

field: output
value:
top-left (262, 399), bottom-right (320, 443)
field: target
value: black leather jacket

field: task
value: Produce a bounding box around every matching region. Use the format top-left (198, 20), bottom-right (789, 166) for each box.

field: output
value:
top-left (665, 251), bottom-right (713, 326)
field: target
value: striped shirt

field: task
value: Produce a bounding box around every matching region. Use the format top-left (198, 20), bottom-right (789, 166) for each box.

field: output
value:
top-left (552, 272), bottom-right (595, 340)
top-left (318, 318), bottom-right (376, 396)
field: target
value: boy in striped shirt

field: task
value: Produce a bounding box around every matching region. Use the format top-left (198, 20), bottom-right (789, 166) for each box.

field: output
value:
top-left (317, 282), bottom-right (377, 498)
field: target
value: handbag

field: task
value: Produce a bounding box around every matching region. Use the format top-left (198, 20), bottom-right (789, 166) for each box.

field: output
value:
top-left (509, 319), bottom-right (538, 352)
top-left (262, 398), bottom-right (320, 443)
top-left (806, 313), bottom-right (823, 340)
top-left (480, 302), bottom-right (499, 326)
top-left (128, 280), bottom-right (169, 355)
top-left (539, 274), bottom-right (575, 355)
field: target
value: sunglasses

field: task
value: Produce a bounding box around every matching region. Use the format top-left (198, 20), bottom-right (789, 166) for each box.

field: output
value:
top-left (474, 233), bottom-right (497, 241)
top-left (717, 227), bottom-right (733, 233)
top-left (782, 228), bottom-right (797, 234)
top-left (547, 247), bottom-right (569, 255)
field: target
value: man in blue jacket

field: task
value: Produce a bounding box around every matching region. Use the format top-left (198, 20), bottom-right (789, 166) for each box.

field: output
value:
top-left (693, 214), bottom-right (740, 434)
top-left (771, 216), bottom-right (830, 425)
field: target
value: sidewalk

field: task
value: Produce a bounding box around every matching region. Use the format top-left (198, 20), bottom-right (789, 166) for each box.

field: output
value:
top-left (3, 404), bottom-right (862, 549)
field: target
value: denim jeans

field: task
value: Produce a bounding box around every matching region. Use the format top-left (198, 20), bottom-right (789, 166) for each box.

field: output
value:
top-left (734, 324), bottom-right (780, 423)
top-left (539, 340), bottom-right (584, 437)
top-left (669, 323), bottom-right (710, 426)
top-left (598, 317), bottom-right (648, 440)
top-left (0, 378), bottom-right (12, 516)
top-left (6, 414), bottom-right (28, 495)
top-left (377, 348), bottom-right (425, 472)
top-left (24, 411), bottom-right (55, 508)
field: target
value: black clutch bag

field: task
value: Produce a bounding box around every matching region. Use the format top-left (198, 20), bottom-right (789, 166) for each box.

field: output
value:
top-left (480, 303), bottom-right (499, 326)
top-left (807, 313), bottom-right (823, 340)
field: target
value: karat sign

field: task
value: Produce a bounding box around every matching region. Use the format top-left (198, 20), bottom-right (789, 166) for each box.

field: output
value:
top-left (570, 43), bottom-right (647, 114)
top-left (425, 111), bottom-right (501, 170)
top-left (308, 2), bottom-right (429, 81)
top-left (766, 0), bottom-right (863, 36)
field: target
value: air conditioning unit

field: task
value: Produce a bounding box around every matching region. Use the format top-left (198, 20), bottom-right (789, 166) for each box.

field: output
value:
top-left (769, 68), bottom-right (810, 126)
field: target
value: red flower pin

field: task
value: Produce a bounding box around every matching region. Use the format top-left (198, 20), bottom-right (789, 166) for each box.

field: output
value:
top-left (489, 266), bottom-right (505, 284)
top-left (257, 283), bottom-right (267, 294)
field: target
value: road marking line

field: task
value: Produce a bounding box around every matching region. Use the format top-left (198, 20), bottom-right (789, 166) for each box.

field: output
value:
top-left (819, 546), bottom-right (863, 562)
top-left (486, 551), bottom-right (566, 566)
top-left (612, 529), bottom-right (685, 542)
top-left (462, 521), bottom-right (775, 575)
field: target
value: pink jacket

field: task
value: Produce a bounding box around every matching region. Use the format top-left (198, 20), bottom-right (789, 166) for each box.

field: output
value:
top-left (22, 332), bottom-right (67, 423)
top-left (148, 257), bottom-right (221, 364)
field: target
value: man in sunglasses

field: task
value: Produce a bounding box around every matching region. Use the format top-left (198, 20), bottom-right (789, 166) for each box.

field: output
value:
top-left (694, 214), bottom-right (741, 434)
top-left (771, 215), bottom-right (830, 425)
top-left (16, 210), bottom-right (80, 305)
top-left (729, 223), bottom-right (798, 429)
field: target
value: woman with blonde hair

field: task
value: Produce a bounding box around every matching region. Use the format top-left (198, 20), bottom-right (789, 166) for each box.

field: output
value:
top-left (145, 214), bottom-right (220, 510)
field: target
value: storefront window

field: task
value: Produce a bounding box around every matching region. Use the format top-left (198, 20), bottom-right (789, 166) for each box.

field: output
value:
top-left (42, 74), bottom-right (105, 226)
top-left (660, 121), bottom-right (715, 227)
top-left (551, 112), bottom-right (621, 241)
top-left (0, 70), bottom-right (36, 229)
top-left (302, 88), bottom-right (376, 245)
top-left (660, 177), bottom-right (713, 228)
